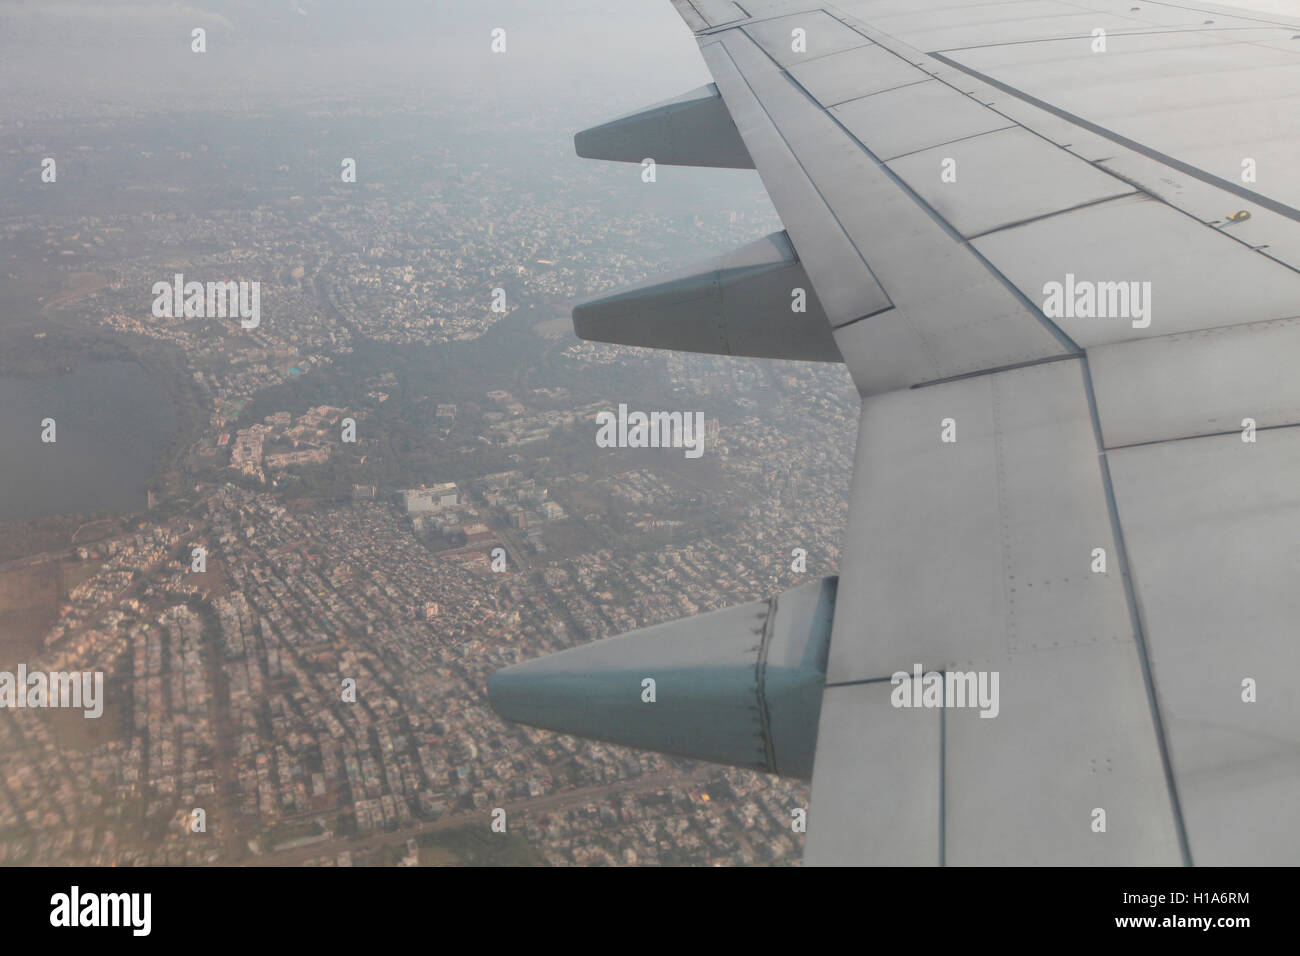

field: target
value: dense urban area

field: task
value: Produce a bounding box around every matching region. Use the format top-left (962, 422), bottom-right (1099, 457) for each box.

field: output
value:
top-left (0, 14), bottom-right (862, 866)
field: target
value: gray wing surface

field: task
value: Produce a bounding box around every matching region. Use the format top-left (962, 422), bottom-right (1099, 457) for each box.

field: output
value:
top-left (491, 0), bottom-right (1300, 865)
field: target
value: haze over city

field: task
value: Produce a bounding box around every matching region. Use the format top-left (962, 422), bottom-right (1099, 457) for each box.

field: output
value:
top-left (0, 0), bottom-right (859, 866)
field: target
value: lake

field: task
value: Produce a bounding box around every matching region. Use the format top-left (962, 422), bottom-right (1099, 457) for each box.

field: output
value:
top-left (0, 360), bottom-right (176, 522)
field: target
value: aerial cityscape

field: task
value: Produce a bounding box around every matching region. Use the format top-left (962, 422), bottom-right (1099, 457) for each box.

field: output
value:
top-left (0, 1), bottom-right (858, 866)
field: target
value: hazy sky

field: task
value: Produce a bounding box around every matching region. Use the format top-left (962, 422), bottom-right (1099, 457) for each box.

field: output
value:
top-left (0, 1), bottom-right (712, 124)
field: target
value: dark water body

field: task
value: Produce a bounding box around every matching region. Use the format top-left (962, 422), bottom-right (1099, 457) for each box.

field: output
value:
top-left (0, 360), bottom-right (175, 522)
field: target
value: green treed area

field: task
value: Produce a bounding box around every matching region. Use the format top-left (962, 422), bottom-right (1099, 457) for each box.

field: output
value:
top-left (416, 825), bottom-right (540, 867)
top-left (235, 308), bottom-right (712, 502)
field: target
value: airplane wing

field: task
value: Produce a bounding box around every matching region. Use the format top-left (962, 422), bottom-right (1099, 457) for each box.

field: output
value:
top-left (490, 0), bottom-right (1300, 865)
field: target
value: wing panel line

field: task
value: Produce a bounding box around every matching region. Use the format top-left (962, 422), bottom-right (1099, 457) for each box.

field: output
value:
top-left (727, 30), bottom-right (1086, 354)
top-left (929, 50), bottom-right (1300, 227)
top-left (706, 37), bottom-right (899, 320)
top-left (1078, 352), bottom-right (1194, 865)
